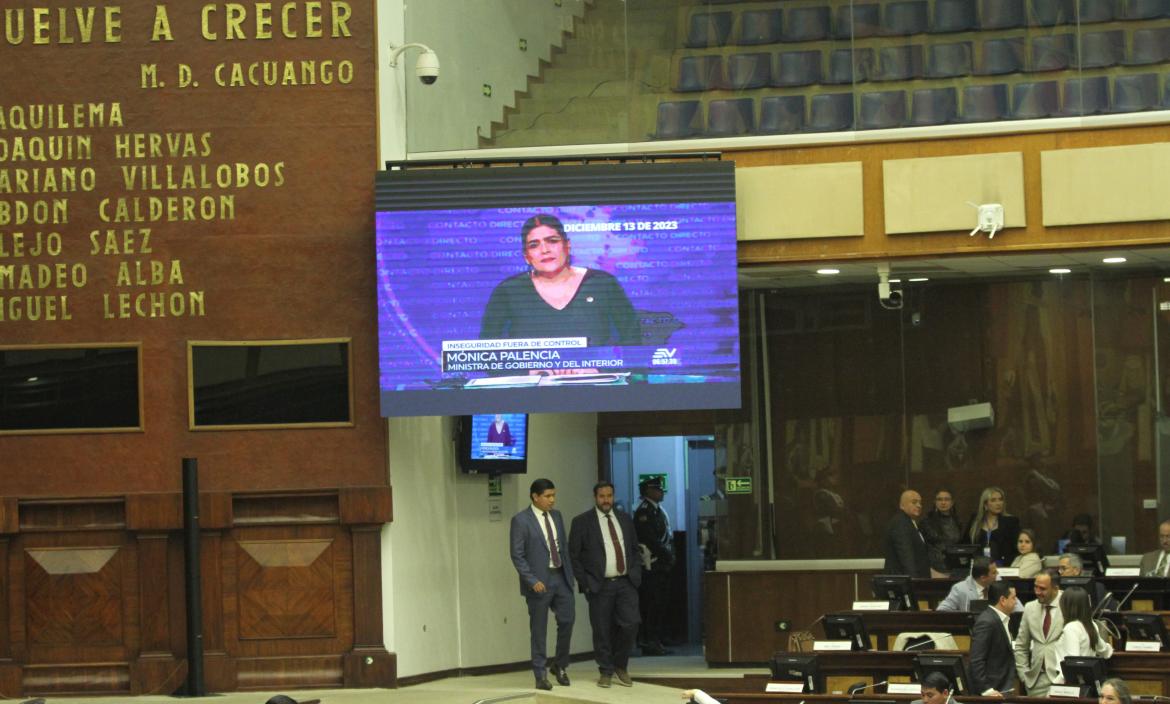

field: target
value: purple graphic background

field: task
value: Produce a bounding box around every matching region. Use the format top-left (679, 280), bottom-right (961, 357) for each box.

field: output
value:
top-left (375, 202), bottom-right (739, 413)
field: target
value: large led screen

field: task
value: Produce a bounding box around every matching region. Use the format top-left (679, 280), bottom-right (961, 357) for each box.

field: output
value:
top-left (375, 162), bottom-right (740, 416)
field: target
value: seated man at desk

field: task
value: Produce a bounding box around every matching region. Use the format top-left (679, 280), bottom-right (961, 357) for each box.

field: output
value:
top-left (1058, 553), bottom-right (1117, 610)
top-left (1139, 520), bottom-right (1170, 577)
top-left (937, 557), bottom-right (1022, 613)
top-left (921, 671), bottom-right (957, 704)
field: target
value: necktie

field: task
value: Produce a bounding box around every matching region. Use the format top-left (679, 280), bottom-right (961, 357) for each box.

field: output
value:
top-left (544, 512), bottom-right (561, 568)
top-left (606, 513), bottom-right (626, 574)
top-left (1042, 605), bottom-right (1051, 637)
top-left (1159, 552), bottom-right (1169, 577)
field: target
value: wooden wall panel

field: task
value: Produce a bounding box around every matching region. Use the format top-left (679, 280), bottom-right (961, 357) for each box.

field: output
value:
top-left (733, 124), bottom-right (1170, 265)
top-left (0, 490), bottom-right (392, 696)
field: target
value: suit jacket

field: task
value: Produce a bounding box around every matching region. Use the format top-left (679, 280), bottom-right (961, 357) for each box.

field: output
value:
top-left (510, 507), bottom-right (575, 596)
top-left (970, 606), bottom-right (1017, 694)
top-left (568, 508), bottom-right (642, 593)
top-left (965, 513), bottom-right (1021, 565)
top-left (1140, 549), bottom-right (1169, 576)
top-left (883, 511), bottom-right (930, 578)
top-left (1013, 591), bottom-right (1064, 689)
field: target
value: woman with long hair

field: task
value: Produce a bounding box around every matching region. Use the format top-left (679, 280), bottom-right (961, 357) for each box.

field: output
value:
top-left (1053, 586), bottom-right (1113, 683)
top-left (1011, 528), bottom-right (1044, 578)
top-left (966, 486), bottom-right (1021, 565)
top-left (1099, 679), bottom-right (1132, 704)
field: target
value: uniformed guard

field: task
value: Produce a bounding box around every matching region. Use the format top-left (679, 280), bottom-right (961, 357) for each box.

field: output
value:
top-left (634, 477), bottom-right (673, 655)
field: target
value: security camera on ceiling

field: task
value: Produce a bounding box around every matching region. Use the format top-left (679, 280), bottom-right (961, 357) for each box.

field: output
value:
top-left (877, 263), bottom-right (903, 310)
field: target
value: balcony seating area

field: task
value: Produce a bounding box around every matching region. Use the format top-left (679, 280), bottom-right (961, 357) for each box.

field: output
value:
top-left (652, 0), bottom-right (1170, 137)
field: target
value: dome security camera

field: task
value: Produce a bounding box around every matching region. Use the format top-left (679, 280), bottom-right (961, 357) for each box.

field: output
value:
top-left (415, 49), bottom-right (440, 85)
top-left (388, 42), bottom-right (440, 86)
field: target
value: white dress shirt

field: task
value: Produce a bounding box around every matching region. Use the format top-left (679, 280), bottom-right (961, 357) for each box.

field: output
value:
top-left (530, 504), bottom-right (560, 568)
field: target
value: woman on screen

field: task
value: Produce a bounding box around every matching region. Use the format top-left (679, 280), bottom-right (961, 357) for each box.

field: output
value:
top-left (479, 214), bottom-right (641, 346)
top-left (487, 414), bottom-right (513, 446)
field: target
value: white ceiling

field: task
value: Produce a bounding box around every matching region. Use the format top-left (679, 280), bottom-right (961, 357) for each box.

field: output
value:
top-left (739, 246), bottom-right (1170, 289)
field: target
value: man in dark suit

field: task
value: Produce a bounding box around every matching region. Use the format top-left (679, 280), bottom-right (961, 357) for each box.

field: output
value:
top-left (1139, 520), bottom-right (1170, 576)
top-left (970, 580), bottom-right (1018, 696)
top-left (569, 481), bottom-right (642, 688)
top-left (510, 478), bottom-right (575, 691)
top-left (883, 489), bottom-right (930, 578)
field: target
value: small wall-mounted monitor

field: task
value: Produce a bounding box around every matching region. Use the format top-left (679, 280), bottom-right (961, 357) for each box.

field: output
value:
top-left (1060, 576), bottom-right (1096, 605)
top-left (769, 653), bottom-right (819, 692)
top-left (1123, 613), bottom-right (1169, 649)
top-left (914, 654), bottom-right (970, 695)
top-left (873, 574), bottom-right (918, 611)
top-left (1066, 543), bottom-right (1108, 574)
top-left (1059, 656), bottom-right (1108, 697)
top-left (945, 544), bottom-right (982, 574)
top-left (458, 413), bottom-right (529, 475)
top-left (824, 614), bottom-right (869, 651)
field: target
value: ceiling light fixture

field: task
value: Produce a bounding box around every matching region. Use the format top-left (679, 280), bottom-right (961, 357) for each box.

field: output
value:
top-left (908, 277), bottom-right (929, 282)
top-left (1102, 257), bottom-right (1127, 264)
top-left (816, 268), bottom-right (840, 275)
top-left (1049, 268), bottom-right (1071, 275)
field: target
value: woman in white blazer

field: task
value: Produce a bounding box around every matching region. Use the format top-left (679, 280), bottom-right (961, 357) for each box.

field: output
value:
top-left (1053, 586), bottom-right (1113, 683)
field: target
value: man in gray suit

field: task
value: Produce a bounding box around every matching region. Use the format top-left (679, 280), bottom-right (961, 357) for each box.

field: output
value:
top-left (1139, 520), bottom-right (1170, 576)
top-left (1014, 571), bottom-right (1064, 696)
top-left (969, 580), bottom-right (1018, 696)
top-left (510, 478), bottom-right (576, 691)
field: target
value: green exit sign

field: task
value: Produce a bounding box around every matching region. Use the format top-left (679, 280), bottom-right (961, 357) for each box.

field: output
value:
top-left (725, 477), bottom-right (753, 494)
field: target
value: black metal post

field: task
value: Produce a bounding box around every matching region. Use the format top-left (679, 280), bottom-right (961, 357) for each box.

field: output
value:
top-left (182, 458), bottom-right (206, 696)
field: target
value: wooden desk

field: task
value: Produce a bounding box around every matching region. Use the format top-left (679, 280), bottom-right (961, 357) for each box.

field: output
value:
top-left (698, 693), bottom-right (1096, 704)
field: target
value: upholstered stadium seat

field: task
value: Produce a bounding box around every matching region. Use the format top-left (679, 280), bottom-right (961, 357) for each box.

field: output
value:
top-left (981, 0), bottom-right (1026, 28)
top-left (783, 6), bottom-right (831, 41)
top-left (882, 1), bottom-right (929, 35)
top-left (834, 4), bottom-right (881, 38)
top-left (1028, 34), bottom-right (1075, 71)
top-left (727, 53), bottom-right (772, 89)
top-left (825, 48), bottom-right (875, 83)
top-left (1058, 76), bottom-right (1111, 115)
top-left (759, 95), bottom-right (807, 134)
top-left (1111, 73), bottom-right (1159, 112)
top-left (932, 0), bottom-right (978, 32)
top-left (926, 42), bottom-right (973, 77)
top-left (1011, 80), bottom-right (1060, 118)
top-left (859, 90), bottom-right (908, 129)
top-left (1076, 0), bottom-right (1116, 22)
top-left (772, 50), bottom-right (823, 87)
top-left (1122, 0), bottom-right (1168, 19)
top-left (652, 100), bottom-right (702, 139)
top-left (873, 45), bottom-right (925, 81)
top-left (737, 9), bottom-right (783, 45)
top-left (675, 55), bottom-right (726, 92)
top-left (807, 93), bottom-right (855, 131)
top-left (1079, 30), bottom-right (1124, 68)
top-left (1029, 0), bottom-right (1075, 25)
top-left (706, 98), bottom-right (756, 136)
top-left (685, 12), bottom-right (733, 48)
top-left (960, 83), bottom-right (1010, 122)
top-left (977, 37), bottom-right (1025, 74)
top-left (909, 87), bottom-right (959, 125)
top-left (1125, 28), bottom-right (1170, 65)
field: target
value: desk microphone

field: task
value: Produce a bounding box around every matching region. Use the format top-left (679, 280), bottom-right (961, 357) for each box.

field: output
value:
top-left (848, 680), bottom-right (889, 697)
top-left (1115, 582), bottom-right (1141, 610)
